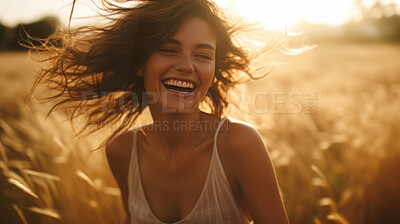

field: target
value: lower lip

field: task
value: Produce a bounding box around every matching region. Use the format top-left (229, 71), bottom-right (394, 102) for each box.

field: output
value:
top-left (161, 82), bottom-right (196, 97)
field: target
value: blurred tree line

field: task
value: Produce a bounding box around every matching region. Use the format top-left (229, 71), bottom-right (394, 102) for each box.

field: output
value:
top-left (0, 16), bottom-right (60, 51)
top-left (297, 0), bottom-right (400, 43)
top-left (0, 0), bottom-right (399, 51)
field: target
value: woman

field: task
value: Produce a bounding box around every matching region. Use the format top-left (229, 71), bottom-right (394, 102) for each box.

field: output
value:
top-left (28, 0), bottom-right (290, 223)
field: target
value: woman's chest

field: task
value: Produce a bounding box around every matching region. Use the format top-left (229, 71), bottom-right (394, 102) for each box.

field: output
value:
top-left (136, 135), bottom-right (248, 222)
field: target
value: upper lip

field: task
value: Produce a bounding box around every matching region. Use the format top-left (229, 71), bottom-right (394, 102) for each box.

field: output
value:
top-left (161, 77), bottom-right (198, 88)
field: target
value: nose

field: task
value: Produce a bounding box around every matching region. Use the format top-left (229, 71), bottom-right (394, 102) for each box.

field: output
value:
top-left (174, 53), bottom-right (194, 73)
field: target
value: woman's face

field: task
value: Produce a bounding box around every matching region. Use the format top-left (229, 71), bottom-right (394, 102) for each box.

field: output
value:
top-left (139, 16), bottom-right (216, 113)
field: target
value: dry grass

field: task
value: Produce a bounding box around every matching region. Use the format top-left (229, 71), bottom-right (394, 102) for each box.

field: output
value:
top-left (245, 43), bottom-right (400, 224)
top-left (0, 52), bottom-right (124, 223)
top-left (0, 43), bottom-right (400, 223)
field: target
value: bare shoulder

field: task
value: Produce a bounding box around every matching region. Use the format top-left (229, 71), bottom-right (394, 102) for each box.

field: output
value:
top-left (105, 124), bottom-right (152, 161)
top-left (105, 129), bottom-right (137, 218)
top-left (223, 117), bottom-right (266, 157)
top-left (105, 129), bottom-right (138, 188)
top-left (218, 117), bottom-right (270, 182)
top-left (222, 118), bottom-right (290, 223)
top-left (106, 130), bottom-right (135, 161)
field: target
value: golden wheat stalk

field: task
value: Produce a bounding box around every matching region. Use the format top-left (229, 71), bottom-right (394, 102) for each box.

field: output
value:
top-left (311, 165), bottom-right (351, 224)
top-left (0, 142), bottom-right (9, 164)
top-left (23, 169), bottom-right (61, 181)
top-left (13, 204), bottom-right (28, 224)
top-left (7, 177), bottom-right (39, 199)
top-left (76, 169), bottom-right (100, 190)
top-left (27, 206), bottom-right (61, 220)
top-left (327, 213), bottom-right (350, 224)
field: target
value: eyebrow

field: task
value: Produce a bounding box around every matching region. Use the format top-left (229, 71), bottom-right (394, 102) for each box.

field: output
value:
top-left (165, 39), bottom-right (215, 51)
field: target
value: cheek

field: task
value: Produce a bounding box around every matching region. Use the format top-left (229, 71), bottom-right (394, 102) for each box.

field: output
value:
top-left (143, 56), bottom-right (170, 84)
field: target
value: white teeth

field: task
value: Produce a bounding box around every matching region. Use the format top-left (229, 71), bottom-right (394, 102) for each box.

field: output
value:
top-left (163, 79), bottom-right (195, 89)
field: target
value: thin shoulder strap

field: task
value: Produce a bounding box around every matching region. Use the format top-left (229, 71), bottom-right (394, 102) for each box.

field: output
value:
top-left (213, 117), bottom-right (228, 147)
top-left (131, 128), bottom-right (138, 153)
top-left (128, 128), bottom-right (138, 182)
top-left (132, 128), bottom-right (139, 149)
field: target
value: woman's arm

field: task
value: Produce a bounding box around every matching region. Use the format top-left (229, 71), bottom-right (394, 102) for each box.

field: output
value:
top-left (106, 132), bottom-right (133, 224)
top-left (227, 122), bottom-right (290, 224)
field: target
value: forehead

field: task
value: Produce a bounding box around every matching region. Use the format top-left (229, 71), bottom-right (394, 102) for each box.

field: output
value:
top-left (170, 16), bottom-right (216, 48)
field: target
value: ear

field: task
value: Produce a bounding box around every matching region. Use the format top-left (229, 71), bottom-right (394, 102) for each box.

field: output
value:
top-left (137, 67), bottom-right (144, 77)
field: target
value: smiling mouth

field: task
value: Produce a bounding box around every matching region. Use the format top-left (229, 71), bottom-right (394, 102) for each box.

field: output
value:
top-left (161, 78), bottom-right (197, 94)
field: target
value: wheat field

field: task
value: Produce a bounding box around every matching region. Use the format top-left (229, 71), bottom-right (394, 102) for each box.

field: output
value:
top-left (0, 43), bottom-right (399, 223)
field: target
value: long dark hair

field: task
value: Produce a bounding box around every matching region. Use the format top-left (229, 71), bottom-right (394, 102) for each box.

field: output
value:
top-left (26, 0), bottom-right (266, 149)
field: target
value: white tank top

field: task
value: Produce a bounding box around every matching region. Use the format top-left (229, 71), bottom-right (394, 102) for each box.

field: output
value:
top-left (127, 117), bottom-right (252, 224)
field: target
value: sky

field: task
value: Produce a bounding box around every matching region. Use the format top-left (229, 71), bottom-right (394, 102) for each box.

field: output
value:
top-left (1, 0), bottom-right (400, 30)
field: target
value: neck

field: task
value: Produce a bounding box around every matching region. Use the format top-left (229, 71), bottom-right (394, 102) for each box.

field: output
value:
top-left (148, 106), bottom-right (219, 160)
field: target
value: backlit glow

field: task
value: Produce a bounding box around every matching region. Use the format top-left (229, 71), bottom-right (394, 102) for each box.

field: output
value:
top-left (214, 0), bottom-right (359, 29)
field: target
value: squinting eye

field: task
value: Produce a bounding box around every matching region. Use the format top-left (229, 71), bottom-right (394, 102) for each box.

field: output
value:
top-left (159, 48), bottom-right (178, 54)
top-left (195, 54), bottom-right (212, 60)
